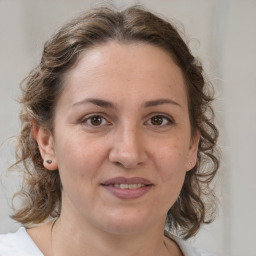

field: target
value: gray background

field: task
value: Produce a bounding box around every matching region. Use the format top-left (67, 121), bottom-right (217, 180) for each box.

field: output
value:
top-left (1, 0), bottom-right (256, 255)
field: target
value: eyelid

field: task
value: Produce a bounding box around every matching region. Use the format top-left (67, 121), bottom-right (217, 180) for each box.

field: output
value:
top-left (144, 113), bottom-right (175, 126)
top-left (80, 113), bottom-right (112, 126)
top-left (78, 112), bottom-right (174, 127)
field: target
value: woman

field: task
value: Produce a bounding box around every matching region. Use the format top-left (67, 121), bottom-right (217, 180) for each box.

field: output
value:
top-left (0, 6), bottom-right (219, 256)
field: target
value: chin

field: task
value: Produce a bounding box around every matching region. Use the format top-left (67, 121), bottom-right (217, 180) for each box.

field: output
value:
top-left (96, 211), bottom-right (158, 235)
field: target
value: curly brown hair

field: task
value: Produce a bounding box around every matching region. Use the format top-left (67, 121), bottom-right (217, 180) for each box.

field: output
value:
top-left (12, 6), bottom-right (219, 239)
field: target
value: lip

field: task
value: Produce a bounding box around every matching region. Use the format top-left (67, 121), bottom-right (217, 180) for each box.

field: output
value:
top-left (102, 176), bottom-right (152, 185)
top-left (101, 176), bottom-right (153, 199)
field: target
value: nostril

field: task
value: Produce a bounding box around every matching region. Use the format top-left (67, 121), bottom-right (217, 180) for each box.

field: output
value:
top-left (114, 161), bottom-right (123, 168)
top-left (110, 156), bottom-right (144, 169)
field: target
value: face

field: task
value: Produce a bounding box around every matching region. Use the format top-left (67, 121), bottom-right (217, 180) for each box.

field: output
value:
top-left (38, 41), bottom-right (199, 235)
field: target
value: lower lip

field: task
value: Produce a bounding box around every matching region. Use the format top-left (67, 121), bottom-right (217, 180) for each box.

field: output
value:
top-left (101, 185), bottom-right (152, 199)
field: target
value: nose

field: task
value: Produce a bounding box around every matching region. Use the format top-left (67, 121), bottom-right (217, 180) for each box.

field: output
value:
top-left (109, 124), bottom-right (147, 169)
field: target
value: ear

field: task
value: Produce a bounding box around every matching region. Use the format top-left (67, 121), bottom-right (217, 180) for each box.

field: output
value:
top-left (32, 123), bottom-right (58, 171)
top-left (186, 129), bottom-right (200, 171)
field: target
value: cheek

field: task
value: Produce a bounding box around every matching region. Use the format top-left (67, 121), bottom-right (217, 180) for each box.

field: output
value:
top-left (153, 147), bottom-right (187, 214)
top-left (153, 139), bottom-right (190, 173)
top-left (54, 134), bottom-right (114, 208)
top-left (54, 133), bottom-right (107, 190)
top-left (150, 137), bottom-right (189, 199)
top-left (56, 130), bottom-right (105, 165)
top-left (55, 140), bottom-right (102, 207)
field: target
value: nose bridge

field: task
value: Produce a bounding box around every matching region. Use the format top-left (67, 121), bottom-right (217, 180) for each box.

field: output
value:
top-left (121, 122), bottom-right (140, 152)
top-left (109, 120), bottom-right (145, 168)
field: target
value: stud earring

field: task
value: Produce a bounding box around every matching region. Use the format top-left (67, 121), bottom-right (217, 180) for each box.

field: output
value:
top-left (45, 160), bottom-right (52, 164)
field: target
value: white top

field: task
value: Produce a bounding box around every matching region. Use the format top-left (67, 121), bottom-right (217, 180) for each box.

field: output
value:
top-left (0, 227), bottom-right (215, 256)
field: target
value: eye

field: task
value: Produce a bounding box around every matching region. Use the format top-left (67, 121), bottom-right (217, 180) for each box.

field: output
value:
top-left (146, 115), bottom-right (173, 126)
top-left (82, 115), bottom-right (110, 127)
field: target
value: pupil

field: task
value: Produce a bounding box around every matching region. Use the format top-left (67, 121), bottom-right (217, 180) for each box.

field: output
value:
top-left (91, 116), bottom-right (102, 125)
top-left (152, 116), bottom-right (163, 125)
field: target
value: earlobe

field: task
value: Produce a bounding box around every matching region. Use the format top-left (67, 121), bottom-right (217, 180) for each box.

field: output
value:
top-left (186, 129), bottom-right (200, 171)
top-left (32, 123), bottom-right (58, 171)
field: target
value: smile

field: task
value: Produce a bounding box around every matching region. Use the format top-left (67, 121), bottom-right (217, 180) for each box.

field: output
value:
top-left (101, 177), bottom-right (153, 199)
top-left (110, 184), bottom-right (146, 189)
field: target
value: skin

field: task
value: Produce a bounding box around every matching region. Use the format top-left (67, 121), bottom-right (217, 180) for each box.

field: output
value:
top-left (30, 41), bottom-right (200, 256)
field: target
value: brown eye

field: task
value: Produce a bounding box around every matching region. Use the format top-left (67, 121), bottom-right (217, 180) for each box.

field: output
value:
top-left (90, 116), bottom-right (103, 126)
top-left (84, 115), bottom-right (108, 126)
top-left (151, 116), bottom-right (164, 125)
top-left (146, 115), bottom-right (172, 126)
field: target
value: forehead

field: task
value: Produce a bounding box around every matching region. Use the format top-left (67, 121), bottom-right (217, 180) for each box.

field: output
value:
top-left (60, 41), bottom-right (187, 106)
top-left (65, 41), bottom-right (183, 80)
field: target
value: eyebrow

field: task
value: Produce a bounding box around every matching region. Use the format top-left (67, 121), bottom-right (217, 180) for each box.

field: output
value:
top-left (72, 98), bottom-right (181, 109)
top-left (72, 98), bottom-right (116, 108)
top-left (144, 99), bottom-right (181, 108)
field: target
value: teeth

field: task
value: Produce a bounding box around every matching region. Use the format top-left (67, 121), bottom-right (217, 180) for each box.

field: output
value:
top-left (112, 184), bottom-right (145, 189)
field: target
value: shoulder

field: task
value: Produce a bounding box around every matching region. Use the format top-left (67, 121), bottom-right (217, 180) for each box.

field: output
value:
top-left (0, 227), bottom-right (43, 256)
top-left (164, 230), bottom-right (216, 256)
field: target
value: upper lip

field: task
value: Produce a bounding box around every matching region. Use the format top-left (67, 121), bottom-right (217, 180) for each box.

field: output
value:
top-left (101, 176), bottom-right (153, 185)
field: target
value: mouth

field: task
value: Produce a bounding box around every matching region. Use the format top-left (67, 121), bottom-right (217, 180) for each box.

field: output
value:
top-left (101, 177), bottom-right (153, 199)
top-left (108, 183), bottom-right (147, 189)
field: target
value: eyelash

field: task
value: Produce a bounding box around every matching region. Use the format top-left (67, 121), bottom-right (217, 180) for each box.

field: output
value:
top-left (80, 114), bottom-right (110, 127)
top-left (80, 114), bottom-right (174, 128)
top-left (144, 114), bottom-right (174, 127)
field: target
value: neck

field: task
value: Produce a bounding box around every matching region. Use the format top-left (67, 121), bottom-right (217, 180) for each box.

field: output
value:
top-left (51, 214), bottom-right (170, 256)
